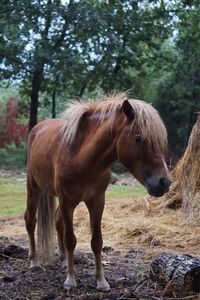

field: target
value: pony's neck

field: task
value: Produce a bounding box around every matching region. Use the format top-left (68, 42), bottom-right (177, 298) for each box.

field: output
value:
top-left (74, 115), bottom-right (122, 175)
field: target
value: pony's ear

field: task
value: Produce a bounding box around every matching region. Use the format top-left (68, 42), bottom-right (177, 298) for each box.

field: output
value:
top-left (122, 100), bottom-right (134, 120)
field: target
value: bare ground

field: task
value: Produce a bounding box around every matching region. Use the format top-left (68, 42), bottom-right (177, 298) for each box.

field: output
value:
top-left (0, 235), bottom-right (167, 300)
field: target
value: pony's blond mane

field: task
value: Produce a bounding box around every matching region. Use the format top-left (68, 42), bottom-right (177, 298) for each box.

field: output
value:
top-left (60, 93), bottom-right (167, 152)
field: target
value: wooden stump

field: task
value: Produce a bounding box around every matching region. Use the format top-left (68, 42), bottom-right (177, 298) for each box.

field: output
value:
top-left (150, 252), bottom-right (200, 297)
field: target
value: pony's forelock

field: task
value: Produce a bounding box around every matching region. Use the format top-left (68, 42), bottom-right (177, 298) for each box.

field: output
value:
top-left (60, 93), bottom-right (167, 152)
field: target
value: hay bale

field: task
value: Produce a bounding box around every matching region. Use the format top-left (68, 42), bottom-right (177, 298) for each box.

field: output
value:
top-left (163, 114), bottom-right (200, 222)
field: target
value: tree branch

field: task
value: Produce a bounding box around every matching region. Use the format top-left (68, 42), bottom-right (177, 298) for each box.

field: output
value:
top-left (0, 53), bottom-right (33, 75)
top-left (44, 0), bottom-right (52, 39)
top-left (52, 0), bottom-right (74, 51)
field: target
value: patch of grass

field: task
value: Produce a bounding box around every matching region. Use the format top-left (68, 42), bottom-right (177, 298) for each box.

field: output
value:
top-left (106, 184), bottom-right (147, 199)
top-left (0, 177), bottom-right (147, 217)
top-left (0, 179), bottom-right (26, 216)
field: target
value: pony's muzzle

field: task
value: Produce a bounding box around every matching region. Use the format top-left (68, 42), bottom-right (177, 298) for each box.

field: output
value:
top-left (145, 176), bottom-right (171, 197)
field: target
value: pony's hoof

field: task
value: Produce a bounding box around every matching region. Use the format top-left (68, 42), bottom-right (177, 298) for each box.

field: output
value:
top-left (63, 277), bottom-right (77, 290)
top-left (55, 246), bottom-right (60, 256)
top-left (62, 259), bottom-right (67, 269)
top-left (30, 260), bottom-right (40, 269)
top-left (97, 279), bottom-right (110, 291)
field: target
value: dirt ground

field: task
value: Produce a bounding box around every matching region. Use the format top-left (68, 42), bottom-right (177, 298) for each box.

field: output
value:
top-left (0, 235), bottom-right (165, 300)
top-left (1, 171), bottom-right (200, 299)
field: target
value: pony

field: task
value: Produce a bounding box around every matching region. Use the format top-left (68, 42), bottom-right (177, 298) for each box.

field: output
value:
top-left (24, 93), bottom-right (171, 291)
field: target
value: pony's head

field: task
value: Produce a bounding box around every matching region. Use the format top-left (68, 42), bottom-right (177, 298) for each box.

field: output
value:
top-left (116, 99), bottom-right (171, 197)
top-left (60, 93), bottom-right (171, 197)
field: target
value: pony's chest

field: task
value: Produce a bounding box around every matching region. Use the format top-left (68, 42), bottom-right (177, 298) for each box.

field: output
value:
top-left (56, 174), bottom-right (109, 202)
top-left (55, 166), bottom-right (111, 202)
top-left (65, 183), bottom-right (103, 200)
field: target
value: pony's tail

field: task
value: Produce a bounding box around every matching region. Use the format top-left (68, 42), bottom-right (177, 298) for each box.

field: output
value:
top-left (37, 192), bottom-right (56, 262)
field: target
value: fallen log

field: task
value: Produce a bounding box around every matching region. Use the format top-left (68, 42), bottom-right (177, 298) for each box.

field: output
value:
top-left (150, 252), bottom-right (200, 297)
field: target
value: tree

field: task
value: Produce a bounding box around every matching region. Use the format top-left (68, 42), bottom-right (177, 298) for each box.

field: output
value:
top-left (0, 0), bottom-right (173, 133)
top-left (137, 1), bottom-right (200, 154)
top-left (0, 1), bottom-right (83, 131)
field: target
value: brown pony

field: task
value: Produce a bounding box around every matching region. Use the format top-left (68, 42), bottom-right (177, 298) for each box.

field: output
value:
top-left (24, 93), bottom-right (171, 291)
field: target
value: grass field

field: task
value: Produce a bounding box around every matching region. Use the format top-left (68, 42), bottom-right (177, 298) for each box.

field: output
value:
top-left (0, 176), bottom-right (146, 216)
top-left (0, 177), bottom-right (26, 216)
top-left (106, 184), bottom-right (146, 199)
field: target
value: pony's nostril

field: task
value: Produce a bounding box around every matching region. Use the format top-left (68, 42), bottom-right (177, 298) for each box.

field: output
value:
top-left (159, 177), bottom-right (171, 189)
top-left (159, 177), bottom-right (166, 188)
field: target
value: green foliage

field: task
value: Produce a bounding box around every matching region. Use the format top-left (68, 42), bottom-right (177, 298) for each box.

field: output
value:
top-left (0, 142), bottom-right (26, 168)
top-left (111, 161), bottom-right (126, 173)
top-left (0, 1), bottom-right (172, 108)
top-left (141, 2), bottom-right (200, 153)
top-left (0, 1), bottom-right (200, 155)
top-left (0, 83), bottom-right (19, 103)
top-left (137, 268), bottom-right (145, 283)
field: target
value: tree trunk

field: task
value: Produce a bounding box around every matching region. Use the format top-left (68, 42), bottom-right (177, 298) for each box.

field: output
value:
top-left (52, 88), bottom-right (56, 119)
top-left (184, 107), bottom-right (193, 150)
top-left (108, 56), bottom-right (123, 91)
top-left (150, 252), bottom-right (200, 297)
top-left (28, 67), bottom-right (44, 133)
top-left (79, 81), bottom-right (88, 98)
top-left (28, 1), bottom-right (75, 132)
top-left (51, 73), bottom-right (59, 118)
top-left (108, 32), bottom-right (129, 91)
top-left (184, 74), bottom-right (197, 149)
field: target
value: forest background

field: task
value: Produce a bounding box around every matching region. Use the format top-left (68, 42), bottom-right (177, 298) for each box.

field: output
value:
top-left (0, 0), bottom-right (200, 168)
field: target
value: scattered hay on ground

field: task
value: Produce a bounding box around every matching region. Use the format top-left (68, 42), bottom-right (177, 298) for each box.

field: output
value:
top-left (1, 194), bottom-right (200, 259)
top-left (102, 196), bottom-right (200, 258)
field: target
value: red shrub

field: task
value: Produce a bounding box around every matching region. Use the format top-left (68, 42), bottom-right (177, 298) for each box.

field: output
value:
top-left (0, 98), bottom-right (28, 148)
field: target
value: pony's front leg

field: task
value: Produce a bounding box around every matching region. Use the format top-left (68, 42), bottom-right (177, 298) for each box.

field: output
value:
top-left (86, 195), bottom-right (110, 291)
top-left (59, 199), bottom-right (77, 290)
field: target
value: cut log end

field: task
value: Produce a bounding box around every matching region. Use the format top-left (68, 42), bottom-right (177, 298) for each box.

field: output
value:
top-left (150, 252), bottom-right (200, 297)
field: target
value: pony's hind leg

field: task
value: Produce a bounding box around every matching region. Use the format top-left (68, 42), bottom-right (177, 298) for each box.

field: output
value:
top-left (86, 195), bottom-right (110, 291)
top-left (59, 198), bottom-right (77, 290)
top-left (55, 207), bottom-right (67, 268)
top-left (24, 176), bottom-right (41, 268)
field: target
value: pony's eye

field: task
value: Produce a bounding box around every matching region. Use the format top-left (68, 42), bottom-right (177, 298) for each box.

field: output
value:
top-left (135, 135), bottom-right (142, 144)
